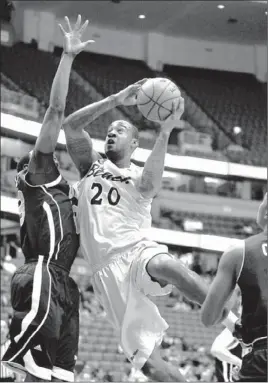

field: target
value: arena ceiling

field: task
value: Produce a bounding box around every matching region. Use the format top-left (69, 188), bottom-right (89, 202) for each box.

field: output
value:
top-left (16, 1), bottom-right (267, 44)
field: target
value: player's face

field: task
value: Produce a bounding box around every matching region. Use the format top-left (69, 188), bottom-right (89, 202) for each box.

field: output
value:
top-left (256, 193), bottom-right (267, 229)
top-left (105, 121), bottom-right (136, 160)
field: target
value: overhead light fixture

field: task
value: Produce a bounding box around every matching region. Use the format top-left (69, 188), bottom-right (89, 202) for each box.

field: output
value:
top-left (217, 4), bottom-right (225, 9)
top-left (233, 126), bottom-right (242, 134)
top-left (265, 11), bottom-right (267, 15)
top-left (138, 14), bottom-right (146, 19)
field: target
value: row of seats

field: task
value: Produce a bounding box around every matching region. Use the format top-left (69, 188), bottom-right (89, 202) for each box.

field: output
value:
top-left (165, 65), bottom-right (267, 166)
top-left (1, 43), bottom-right (111, 136)
top-left (156, 208), bottom-right (259, 238)
top-left (2, 43), bottom-right (266, 166)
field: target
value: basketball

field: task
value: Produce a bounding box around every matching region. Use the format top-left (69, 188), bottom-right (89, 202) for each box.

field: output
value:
top-left (137, 78), bottom-right (181, 122)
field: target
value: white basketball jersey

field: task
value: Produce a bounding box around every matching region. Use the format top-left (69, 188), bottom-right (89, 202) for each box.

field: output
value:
top-left (77, 159), bottom-right (152, 270)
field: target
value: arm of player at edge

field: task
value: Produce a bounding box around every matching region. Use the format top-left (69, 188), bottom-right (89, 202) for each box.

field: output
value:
top-left (211, 328), bottom-right (242, 368)
top-left (201, 244), bottom-right (244, 331)
top-left (26, 53), bottom-right (73, 184)
top-left (63, 79), bottom-right (148, 178)
top-left (27, 15), bottom-right (93, 185)
top-left (137, 98), bottom-right (184, 198)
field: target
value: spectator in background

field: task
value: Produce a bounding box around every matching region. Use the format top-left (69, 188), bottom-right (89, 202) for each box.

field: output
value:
top-left (0, 320), bottom-right (17, 382)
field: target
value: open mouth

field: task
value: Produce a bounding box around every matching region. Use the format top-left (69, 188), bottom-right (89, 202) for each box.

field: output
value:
top-left (107, 139), bottom-right (115, 144)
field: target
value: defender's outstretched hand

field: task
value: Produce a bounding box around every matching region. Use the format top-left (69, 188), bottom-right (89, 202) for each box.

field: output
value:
top-left (115, 78), bottom-right (148, 106)
top-left (59, 15), bottom-right (94, 56)
top-left (160, 96), bottom-right (185, 133)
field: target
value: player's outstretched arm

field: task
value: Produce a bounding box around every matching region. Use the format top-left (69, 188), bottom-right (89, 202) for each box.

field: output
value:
top-left (201, 244), bottom-right (243, 328)
top-left (63, 79), bottom-right (147, 178)
top-left (27, 15), bottom-right (92, 185)
top-left (137, 98), bottom-right (184, 199)
top-left (211, 328), bottom-right (242, 368)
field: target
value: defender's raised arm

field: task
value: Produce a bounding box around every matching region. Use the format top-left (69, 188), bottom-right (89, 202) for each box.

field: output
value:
top-left (27, 15), bottom-right (92, 185)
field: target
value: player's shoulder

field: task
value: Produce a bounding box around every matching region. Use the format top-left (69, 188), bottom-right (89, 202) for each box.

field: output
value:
top-left (245, 231), bottom-right (266, 245)
top-left (224, 241), bottom-right (244, 256)
top-left (219, 241), bottom-right (244, 270)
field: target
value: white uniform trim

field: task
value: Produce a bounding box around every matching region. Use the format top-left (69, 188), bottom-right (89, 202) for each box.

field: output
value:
top-left (14, 256), bottom-right (44, 343)
top-left (243, 335), bottom-right (268, 347)
top-left (40, 186), bottom-right (64, 260)
top-left (23, 350), bottom-right (51, 380)
top-left (52, 366), bottom-right (74, 382)
top-left (24, 173), bottom-right (62, 189)
top-left (8, 201), bottom-right (55, 365)
top-left (236, 241), bottom-right (245, 282)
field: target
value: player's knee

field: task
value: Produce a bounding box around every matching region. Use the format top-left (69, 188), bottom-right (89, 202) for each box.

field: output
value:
top-left (146, 253), bottom-right (172, 283)
top-left (147, 254), bottom-right (171, 277)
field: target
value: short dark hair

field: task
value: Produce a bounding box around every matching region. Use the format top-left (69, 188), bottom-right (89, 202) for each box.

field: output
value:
top-left (16, 152), bottom-right (31, 173)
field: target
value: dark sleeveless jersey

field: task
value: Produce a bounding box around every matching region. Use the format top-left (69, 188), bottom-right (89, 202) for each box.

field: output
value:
top-left (237, 232), bottom-right (267, 345)
top-left (215, 340), bottom-right (242, 382)
top-left (16, 171), bottom-right (79, 273)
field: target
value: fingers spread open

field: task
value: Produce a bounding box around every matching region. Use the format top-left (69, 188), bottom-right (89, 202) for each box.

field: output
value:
top-left (74, 14), bottom-right (82, 31)
top-left (64, 16), bottom-right (72, 32)
top-left (79, 20), bottom-right (89, 36)
top-left (58, 24), bottom-right (66, 36)
top-left (82, 40), bottom-right (95, 49)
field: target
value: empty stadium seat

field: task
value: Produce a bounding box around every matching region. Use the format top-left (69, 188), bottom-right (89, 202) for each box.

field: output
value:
top-left (165, 65), bottom-right (267, 166)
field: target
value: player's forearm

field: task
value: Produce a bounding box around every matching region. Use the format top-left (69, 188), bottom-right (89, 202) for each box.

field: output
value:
top-left (49, 53), bottom-right (74, 111)
top-left (139, 131), bottom-right (170, 198)
top-left (202, 304), bottom-right (239, 333)
top-left (64, 94), bottom-right (120, 131)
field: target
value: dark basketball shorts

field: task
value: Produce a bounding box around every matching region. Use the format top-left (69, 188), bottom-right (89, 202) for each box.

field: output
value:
top-left (1, 257), bottom-right (80, 382)
top-left (236, 338), bottom-right (267, 382)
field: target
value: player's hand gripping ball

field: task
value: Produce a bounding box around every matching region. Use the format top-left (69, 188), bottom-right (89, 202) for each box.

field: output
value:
top-left (137, 77), bottom-right (181, 122)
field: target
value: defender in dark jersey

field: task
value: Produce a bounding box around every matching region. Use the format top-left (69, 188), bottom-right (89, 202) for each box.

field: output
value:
top-left (201, 193), bottom-right (267, 382)
top-left (1, 15), bottom-right (93, 382)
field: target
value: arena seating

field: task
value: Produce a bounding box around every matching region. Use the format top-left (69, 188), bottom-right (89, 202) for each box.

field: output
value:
top-left (164, 65), bottom-right (267, 166)
top-left (156, 208), bottom-right (259, 238)
top-left (0, 43), bottom-right (112, 138)
top-left (1, 73), bottom-right (22, 93)
top-left (1, 43), bottom-right (266, 166)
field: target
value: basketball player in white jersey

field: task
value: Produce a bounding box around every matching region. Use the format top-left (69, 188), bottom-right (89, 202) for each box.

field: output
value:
top-left (63, 79), bottom-right (238, 381)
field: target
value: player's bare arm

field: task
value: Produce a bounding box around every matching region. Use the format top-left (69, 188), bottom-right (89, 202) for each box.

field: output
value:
top-left (137, 98), bottom-right (184, 198)
top-left (201, 244), bottom-right (244, 328)
top-left (63, 79), bottom-right (147, 177)
top-left (27, 15), bottom-right (92, 185)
